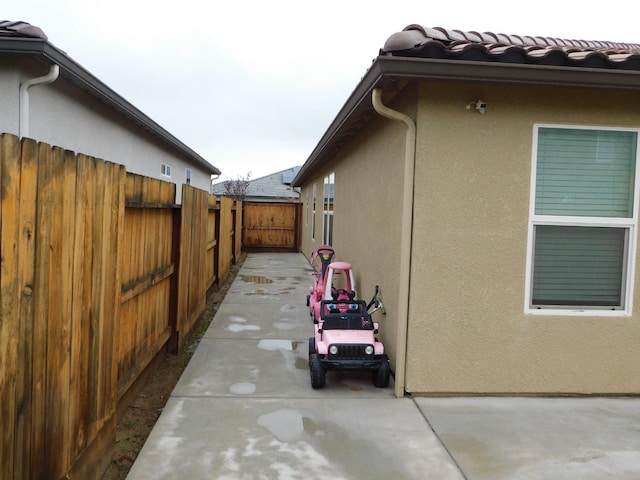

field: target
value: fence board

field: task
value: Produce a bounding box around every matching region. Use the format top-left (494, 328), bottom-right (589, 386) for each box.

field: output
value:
top-left (234, 201), bottom-right (243, 259)
top-left (0, 133), bottom-right (20, 480)
top-left (176, 185), bottom-right (210, 349)
top-left (31, 141), bottom-right (53, 480)
top-left (69, 154), bottom-right (93, 461)
top-left (218, 196), bottom-right (233, 284)
top-left (14, 138), bottom-right (37, 480)
top-left (206, 195), bottom-right (219, 289)
top-left (44, 147), bottom-right (74, 478)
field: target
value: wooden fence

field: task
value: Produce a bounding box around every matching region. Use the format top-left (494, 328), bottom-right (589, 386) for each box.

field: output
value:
top-left (0, 134), bottom-right (241, 480)
top-left (242, 201), bottom-right (301, 251)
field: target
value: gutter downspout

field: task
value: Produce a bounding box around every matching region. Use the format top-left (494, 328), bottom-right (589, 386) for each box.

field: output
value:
top-left (371, 88), bottom-right (416, 398)
top-left (19, 64), bottom-right (60, 138)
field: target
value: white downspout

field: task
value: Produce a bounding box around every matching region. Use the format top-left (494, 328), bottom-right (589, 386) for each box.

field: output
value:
top-left (19, 64), bottom-right (60, 138)
top-left (372, 88), bottom-right (416, 398)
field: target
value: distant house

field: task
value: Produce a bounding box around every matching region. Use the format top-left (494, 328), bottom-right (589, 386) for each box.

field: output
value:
top-left (0, 20), bottom-right (220, 203)
top-left (212, 166), bottom-right (301, 202)
top-left (293, 24), bottom-right (640, 397)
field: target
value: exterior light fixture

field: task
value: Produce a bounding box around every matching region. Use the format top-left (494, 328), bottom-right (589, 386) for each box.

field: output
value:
top-left (466, 100), bottom-right (487, 114)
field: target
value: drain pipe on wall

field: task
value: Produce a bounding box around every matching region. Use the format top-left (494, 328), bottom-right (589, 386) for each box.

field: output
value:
top-left (19, 64), bottom-right (60, 138)
top-left (372, 88), bottom-right (416, 398)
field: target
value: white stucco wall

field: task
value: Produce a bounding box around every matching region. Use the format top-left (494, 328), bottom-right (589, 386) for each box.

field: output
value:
top-left (0, 64), bottom-right (20, 135)
top-left (1, 60), bottom-right (214, 203)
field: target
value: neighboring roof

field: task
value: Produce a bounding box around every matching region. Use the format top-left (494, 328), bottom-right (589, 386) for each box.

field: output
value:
top-left (293, 25), bottom-right (640, 186)
top-left (0, 20), bottom-right (220, 175)
top-left (212, 166), bottom-right (301, 200)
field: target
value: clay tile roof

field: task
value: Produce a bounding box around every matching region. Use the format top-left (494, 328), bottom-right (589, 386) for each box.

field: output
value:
top-left (382, 25), bottom-right (640, 71)
top-left (0, 20), bottom-right (47, 40)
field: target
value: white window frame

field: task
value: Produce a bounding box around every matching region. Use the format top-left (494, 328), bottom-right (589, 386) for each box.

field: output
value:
top-left (311, 183), bottom-right (317, 241)
top-left (161, 163), bottom-right (172, 178)
top-left (323, 173), bottom-right (335, 246)
top-left (525, 124), bottom-right (640, 316)
top-left (185, 168), bottom-right (191, 185)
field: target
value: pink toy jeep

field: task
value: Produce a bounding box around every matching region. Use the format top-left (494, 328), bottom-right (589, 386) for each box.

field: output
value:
top-left (309, 287), bottom-right (390, 388)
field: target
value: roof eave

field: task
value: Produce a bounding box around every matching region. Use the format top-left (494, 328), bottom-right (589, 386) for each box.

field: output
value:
top-left (292, 55), bottom-right (640, 186)
top-left (0, 38), bottom-right (221, 175)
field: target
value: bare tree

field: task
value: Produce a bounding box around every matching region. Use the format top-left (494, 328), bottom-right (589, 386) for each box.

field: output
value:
top-left (222, 172), bottom-right (252, 201)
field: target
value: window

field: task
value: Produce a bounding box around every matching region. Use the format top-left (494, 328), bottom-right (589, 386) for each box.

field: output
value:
top-left (526, 125), bottom-right (639, 315)
top-left (323, 173), bottom-right (335, 245)
top-left (161, 163), bottom-right (172, 177)
top-left (185, 168), bottom-right (191, 185)
top-left (312, 183), bottom-right (317, 240)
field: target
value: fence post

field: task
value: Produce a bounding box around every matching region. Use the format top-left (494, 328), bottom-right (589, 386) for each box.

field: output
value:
top-left (168, 205), bottom-right (181, 353)
top-left (213, 198), bottom-right (220, 287)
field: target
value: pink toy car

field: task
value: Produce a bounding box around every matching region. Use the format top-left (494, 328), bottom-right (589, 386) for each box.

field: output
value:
top-left (307, 245), bottom-right (336, 315)
top-left (307, 246), bottom-right (335, 317)
top-left (307, 247), bottom-right (358, 322)
top-left (309, 286), bottom-right (390, 388)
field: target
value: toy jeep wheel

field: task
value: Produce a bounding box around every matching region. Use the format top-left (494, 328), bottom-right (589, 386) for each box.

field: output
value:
top-left (373, 357), bottom-right (390, 388)
top-left (308, 337), bottom-right (315, 363)
top-left (309, 353), bottom-right (326, 388)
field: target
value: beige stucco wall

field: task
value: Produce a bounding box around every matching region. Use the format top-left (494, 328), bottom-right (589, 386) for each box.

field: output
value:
top-left (299, 79), bottom-right (640, 395)
top-left (299, 88), bottom-right (417, 371)
top-left (407, 81), bottom-right (640, 394)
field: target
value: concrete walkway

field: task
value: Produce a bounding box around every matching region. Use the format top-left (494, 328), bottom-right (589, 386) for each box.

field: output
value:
top-left (127, 253), bottom-right (640, 480)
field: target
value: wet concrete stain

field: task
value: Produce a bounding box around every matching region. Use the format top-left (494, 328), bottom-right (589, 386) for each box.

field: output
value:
top-left (229, 382), bottom-right (257, 395)
top-left (256, 339), bottom-right (303, 352)
top-left (257, 339), bottom-right (293, 351)
top-left (228, 324), bottom-right (260, 332)
top-left (241, 275), bottom-right (273, 284)
top-left (227, 315), bottom-right (261, 332)
top-left (274, 321), bottom-right (296, 331)
top-left (257, 408), bottom-right (304, 442)
top-left (255, 408), bottom-right (409, 478)
top-left (294, 357), bottom-right (308, 370)
top-left (442, 433), bottom-right (509, 478)
top-left (243, 286), bottom-right (296, 296)
top-left (244, 289), bottom-right (276, 296)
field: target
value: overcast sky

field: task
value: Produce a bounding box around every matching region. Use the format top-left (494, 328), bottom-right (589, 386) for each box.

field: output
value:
top-left (5, 0), bottom-right (639, 181)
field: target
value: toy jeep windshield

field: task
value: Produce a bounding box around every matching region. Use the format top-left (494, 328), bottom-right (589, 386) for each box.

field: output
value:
top-left (308, 291), bottom-right (390, 389)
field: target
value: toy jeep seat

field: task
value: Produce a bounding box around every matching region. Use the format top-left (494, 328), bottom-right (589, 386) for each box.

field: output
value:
top-left (319, 300), bottom-right (373, 330)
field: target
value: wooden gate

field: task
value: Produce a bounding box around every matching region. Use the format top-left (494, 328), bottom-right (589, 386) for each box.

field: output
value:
top-left (242, 202), bottom-right (300, 251)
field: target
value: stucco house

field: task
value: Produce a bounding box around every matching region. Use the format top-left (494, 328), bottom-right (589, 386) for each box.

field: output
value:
top-left (293, 24), bottom-right (640, 397)
top-left (0, 20), bottom-right (220, 202)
